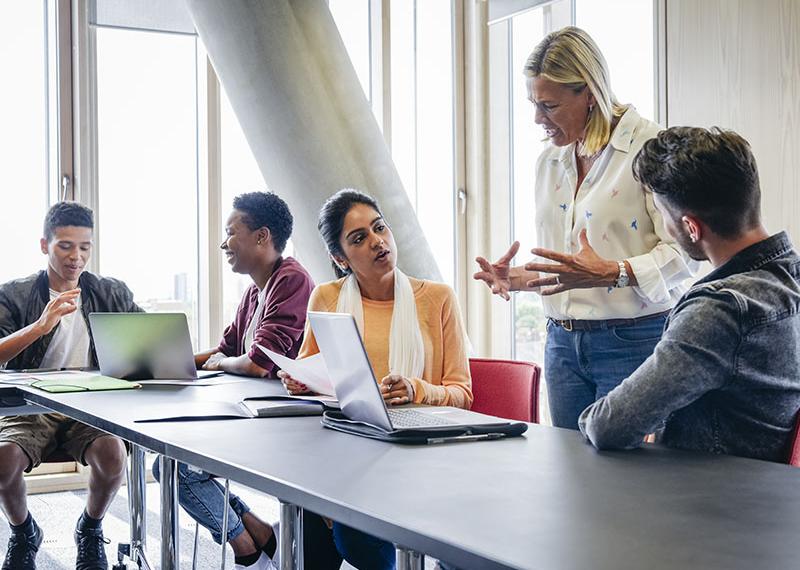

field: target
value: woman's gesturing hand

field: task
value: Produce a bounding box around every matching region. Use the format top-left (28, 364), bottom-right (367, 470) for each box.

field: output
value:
top-left (277, 370), bottom-right (313, 395)
top-left (380, 374), bottom-right (415, 406)
top-left (473, 241), bottom-right (520, 301)
top-left (523, 229), bottom-right (620, 295)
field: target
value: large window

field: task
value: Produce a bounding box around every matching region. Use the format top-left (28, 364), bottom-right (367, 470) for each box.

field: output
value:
top-left (328, 0), bottom-right (371, 102)
top-left (576, 0), bottom-right (655, 121)
top-left (0, 2), bottom-right (55, 283)
top-left (390, 1), bottom-right (456, 286)
top-left (509, 7), bottom-right (549, 364)
top-left (95, 27), bottom-right (201, 346)
top-left (219, 90), bottom-right (267, 328)
top-left (330, 1), bottom-right (458, 287)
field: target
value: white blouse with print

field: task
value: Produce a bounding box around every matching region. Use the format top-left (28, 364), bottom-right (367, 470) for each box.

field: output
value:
top-left (533, 106), bottom-right (696, 321)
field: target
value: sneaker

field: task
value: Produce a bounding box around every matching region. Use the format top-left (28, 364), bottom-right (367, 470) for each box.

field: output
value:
top-left (74, 525), bottom-right (110, 570)
top-left (2, 520), bottom-right (43, 570)
top-left (234, 551), bottom-right (278, 570)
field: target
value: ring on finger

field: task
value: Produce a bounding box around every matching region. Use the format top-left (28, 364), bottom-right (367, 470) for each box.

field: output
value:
top-left (555, 275), bottom-right (561, 285)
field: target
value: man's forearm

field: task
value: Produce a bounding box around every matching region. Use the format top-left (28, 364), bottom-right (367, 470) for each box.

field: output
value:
top-left (0, 322), bottom-right (46, 366)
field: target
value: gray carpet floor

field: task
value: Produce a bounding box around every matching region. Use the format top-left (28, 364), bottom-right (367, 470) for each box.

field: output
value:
top-left (0, 481), bottom-right (438, 569)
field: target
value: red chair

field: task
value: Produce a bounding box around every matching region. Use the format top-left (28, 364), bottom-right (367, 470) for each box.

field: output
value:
top-left (468, 358), bottom-right (540, 423)
top-left (787, 411), bottom-right (800, 467)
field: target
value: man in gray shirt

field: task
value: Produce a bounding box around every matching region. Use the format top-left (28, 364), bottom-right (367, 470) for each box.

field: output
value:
top-left (579, 127), bottom-right (800, 463)
top-left (0, 202), bottom-right (141, 570)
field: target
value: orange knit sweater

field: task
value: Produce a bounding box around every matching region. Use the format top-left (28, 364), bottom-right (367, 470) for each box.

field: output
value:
top-left (298, 277), bottom-right (472, 409)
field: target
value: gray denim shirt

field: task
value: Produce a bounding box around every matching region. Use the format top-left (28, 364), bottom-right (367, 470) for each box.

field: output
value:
top-left (579, 232), bottom-right (800, 463)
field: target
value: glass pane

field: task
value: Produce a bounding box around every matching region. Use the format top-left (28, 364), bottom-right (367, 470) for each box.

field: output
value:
top-left (511, 8), bottom-right (547, 364)
top-left (0, 1), bottom-right (50, 283)
top-left (328, 0), bottom-right (371, 101)
top-left (415, 0), bottom-right (455, 286)
top-left (576, 0), bottom-right (655, 121)
top-left (220, 88), bottom-right (296, 329)
top-left (390, 0), bottom-right (416, 202)
top-left (220, 89), bottom-right (266, 328)
top-left (95, 28), bottom-right (200, 347)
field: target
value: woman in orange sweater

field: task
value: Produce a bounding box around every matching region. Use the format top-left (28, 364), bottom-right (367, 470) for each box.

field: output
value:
top-left (279, 188), bottom-right (471, 570)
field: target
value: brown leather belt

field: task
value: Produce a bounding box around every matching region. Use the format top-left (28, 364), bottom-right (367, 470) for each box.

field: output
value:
top-left (548, 310), bottom-right (670, 332)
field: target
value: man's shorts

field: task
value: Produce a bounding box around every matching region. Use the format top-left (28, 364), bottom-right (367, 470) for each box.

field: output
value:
top-left (0, 413), bottom-right (110, 472)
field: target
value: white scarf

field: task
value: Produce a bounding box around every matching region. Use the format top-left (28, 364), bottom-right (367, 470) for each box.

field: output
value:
top-left (336, 269), bottom-right (425, 379)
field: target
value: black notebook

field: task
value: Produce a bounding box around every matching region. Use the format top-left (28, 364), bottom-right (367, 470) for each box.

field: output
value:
top-left (134, 396), bottom-right (339, 422)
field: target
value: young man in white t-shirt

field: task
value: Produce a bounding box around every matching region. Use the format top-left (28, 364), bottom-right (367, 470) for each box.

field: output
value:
top-left (0, 202), bottom-right (141, 570)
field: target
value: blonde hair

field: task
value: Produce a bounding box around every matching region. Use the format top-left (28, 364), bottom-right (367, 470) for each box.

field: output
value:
top-left (523, 26), bottom-right (627, 157)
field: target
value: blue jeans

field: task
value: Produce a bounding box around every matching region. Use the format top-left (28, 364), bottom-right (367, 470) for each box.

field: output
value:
top-left (332, 523), bottom-right (395, 570)
top-left (544, 314), bottom-right (667, 430)
top-left (152, 459), bottom-right (249, 545)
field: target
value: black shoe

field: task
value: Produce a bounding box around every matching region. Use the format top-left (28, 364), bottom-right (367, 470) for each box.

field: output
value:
top-left (74, 526), bottom-right (110, 570)
top-left (2, 520), bottom-right (43, 570)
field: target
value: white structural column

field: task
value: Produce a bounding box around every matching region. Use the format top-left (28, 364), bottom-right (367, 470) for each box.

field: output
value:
top-left (184, 0), bottom-right (441, 283)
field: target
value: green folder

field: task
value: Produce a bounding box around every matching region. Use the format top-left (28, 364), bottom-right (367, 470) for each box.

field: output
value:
top-left (30, 375), bottom-right (140, 393)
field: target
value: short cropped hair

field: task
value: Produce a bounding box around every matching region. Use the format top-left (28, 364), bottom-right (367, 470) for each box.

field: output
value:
top-left (232, 192), bottom-right (293, 253)
top-left (43, 202), bottom-right (94, 241)
top-left (632, 126), bottom-right (761, 238)
top-left (523, 26), bottom-right (628, 157)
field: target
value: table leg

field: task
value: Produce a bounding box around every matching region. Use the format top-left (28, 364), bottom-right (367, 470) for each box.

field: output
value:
top-left (396, 546), bottom-right (425, 570)
top-left (128, 444), bottom-right (152, 569)
top-left (221, 478), bottom-right (230, 569)
top-left (127, 443), bottom-right (152, 570)
top-left (159, 456), bottom-right (180, 570)
top-left (278, 501), bottom-right (303, 569)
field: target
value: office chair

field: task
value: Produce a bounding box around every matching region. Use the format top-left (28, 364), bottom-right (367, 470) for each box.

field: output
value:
top-left (468, 358), bottom-right (540, 423)
top-left (787, 411), bottom-right (800, 467)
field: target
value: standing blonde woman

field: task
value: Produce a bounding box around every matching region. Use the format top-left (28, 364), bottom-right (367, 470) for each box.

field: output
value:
top-left (474, 27), bottom-right (696, 429)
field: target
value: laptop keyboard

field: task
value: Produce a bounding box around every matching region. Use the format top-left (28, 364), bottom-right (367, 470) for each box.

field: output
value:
top-left (387, 408), bottom-right (456, 428)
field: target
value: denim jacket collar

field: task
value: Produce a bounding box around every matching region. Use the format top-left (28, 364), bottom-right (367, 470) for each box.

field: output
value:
top-left (696, 232), bottom-right (793, 285)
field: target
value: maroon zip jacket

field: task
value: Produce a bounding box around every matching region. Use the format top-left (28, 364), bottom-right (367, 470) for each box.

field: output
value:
top-left (217, 256), bottom-right (314, 376)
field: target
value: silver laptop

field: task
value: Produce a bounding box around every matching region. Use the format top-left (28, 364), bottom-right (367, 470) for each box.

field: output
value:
top-left (89, 313), bottom-right (221, 381)
top-left (308, 311), bottom-right (508, 431)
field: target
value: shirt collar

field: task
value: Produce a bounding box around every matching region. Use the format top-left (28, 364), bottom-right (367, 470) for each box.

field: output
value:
top-left (697, 232), bottom-right (794, 284)
top-left (607, 105), bottom-right (639, 153)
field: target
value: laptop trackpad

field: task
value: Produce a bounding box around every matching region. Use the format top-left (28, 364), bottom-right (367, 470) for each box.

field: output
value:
top-left (421, 407), bottom-right (510, 426)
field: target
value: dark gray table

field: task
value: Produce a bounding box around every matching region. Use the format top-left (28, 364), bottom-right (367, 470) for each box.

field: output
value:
top-left (7, 379), bottom-right (800, 570)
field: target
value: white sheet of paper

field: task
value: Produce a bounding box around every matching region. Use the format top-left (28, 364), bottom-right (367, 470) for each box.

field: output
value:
top-left (256, 347), bottom-right (335, 397)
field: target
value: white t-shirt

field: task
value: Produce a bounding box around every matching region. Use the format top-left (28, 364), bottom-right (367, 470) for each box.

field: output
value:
top-left (242, 286), bottom-right (269, 354)
top-left (40, 289), bottom-right (91, 369)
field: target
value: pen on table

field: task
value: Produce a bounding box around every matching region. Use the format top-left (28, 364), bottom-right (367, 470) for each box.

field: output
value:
top-left (426, 433), bottom-right (505, 445)
top-left (16, 367), bottom-right (85, 374)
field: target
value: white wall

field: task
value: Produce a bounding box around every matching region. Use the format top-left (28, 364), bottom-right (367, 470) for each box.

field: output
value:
top-left (666, 0), bottom-right (800, 240)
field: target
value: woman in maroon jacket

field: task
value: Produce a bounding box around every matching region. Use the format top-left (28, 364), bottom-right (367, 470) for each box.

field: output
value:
top-left (155, 192), bottom-right (339, 570)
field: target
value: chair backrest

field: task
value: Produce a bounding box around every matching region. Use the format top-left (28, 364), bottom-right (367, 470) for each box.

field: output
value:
top-left (787, 411), bottom-right (800, 467)
top-left (468, 358), bottom-right (540, 423)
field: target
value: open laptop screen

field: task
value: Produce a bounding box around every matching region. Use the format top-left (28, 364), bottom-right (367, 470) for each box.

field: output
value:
top-left (89, 313), bottom-right (198, 380)
top-left (308, 312), bottom-right (394, 431)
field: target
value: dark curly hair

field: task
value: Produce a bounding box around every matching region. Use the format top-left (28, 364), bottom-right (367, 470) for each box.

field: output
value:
top-left (632, 126), bottom-right (761, 238)
top-left (232, 192), bottom-right (293, 253)
top-left (44, 202), bottom-right (94, 241)
top-left (318, 189), bottom-right (384, 278)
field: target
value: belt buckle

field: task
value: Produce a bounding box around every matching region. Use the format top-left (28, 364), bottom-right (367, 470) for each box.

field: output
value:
top-left (562, 319), bottom-right (573, 332)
